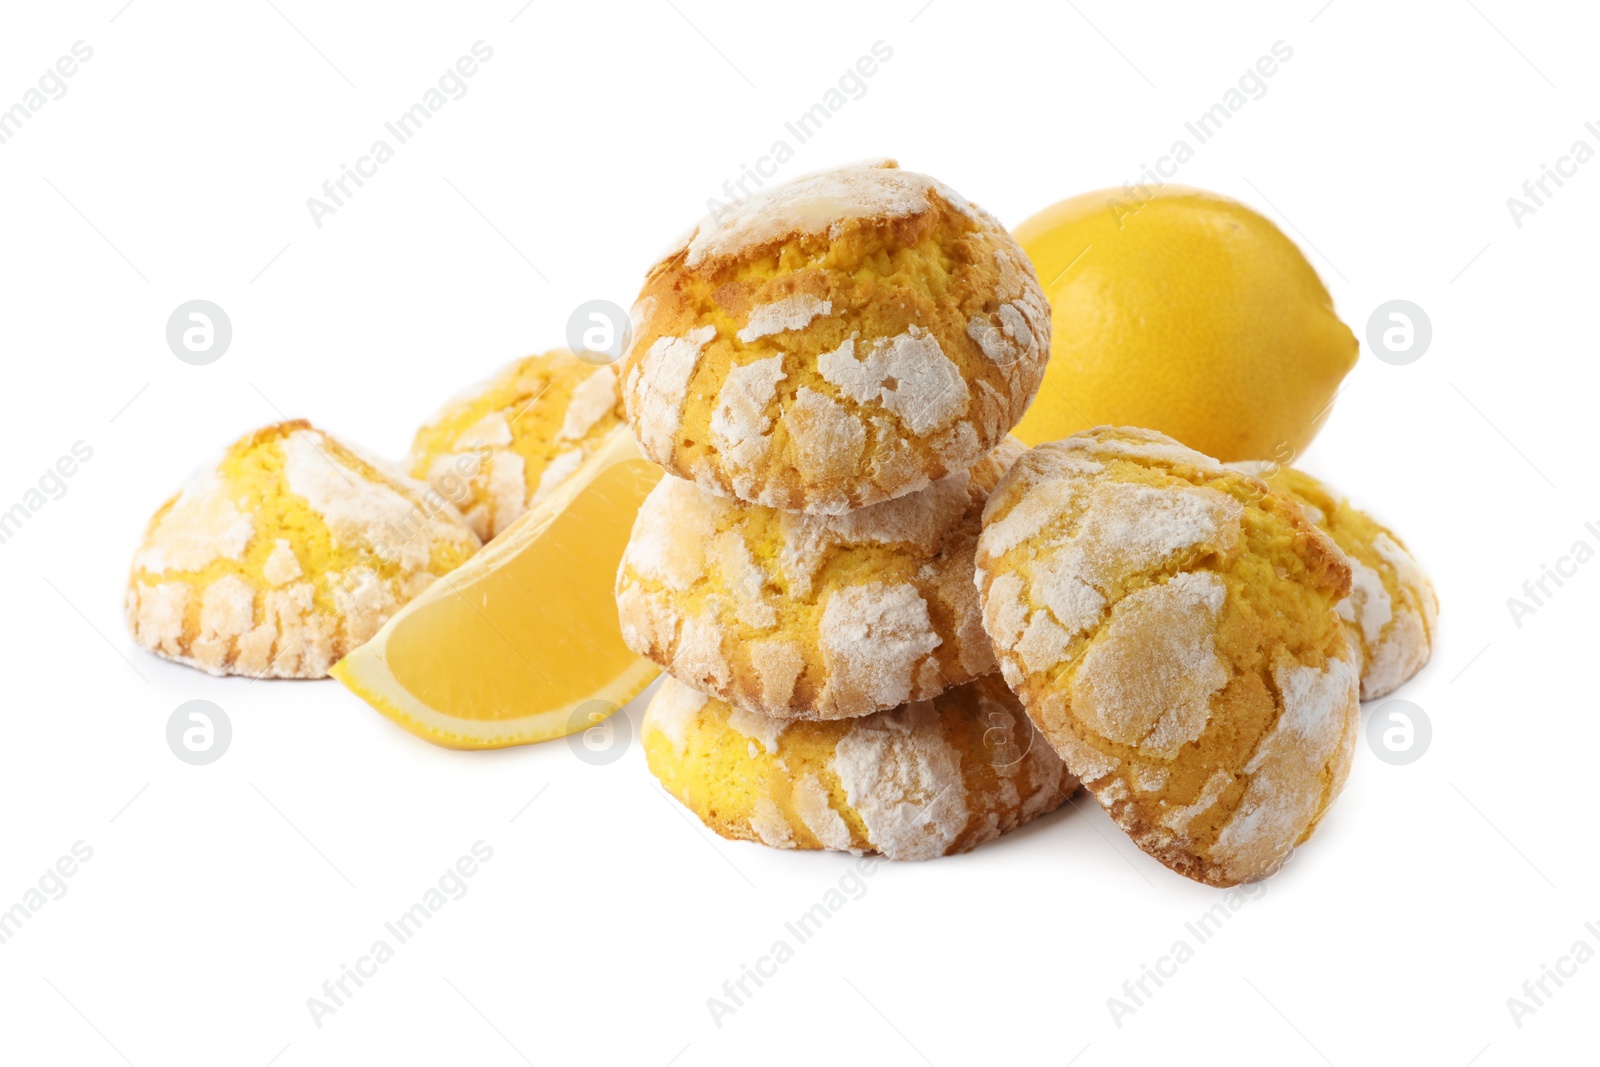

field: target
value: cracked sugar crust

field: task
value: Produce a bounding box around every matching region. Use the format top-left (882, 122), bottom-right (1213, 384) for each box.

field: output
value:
top-left (620, 161), bottom-right (1049, 514)
top-left (1231, 462), bottom-right (1438, 701)
top-left (128, 421), bottom-right (480, 679)
top-left (407, 350), bottom-right (627, 541)
top-left (640, 672), bottom-right (1076, 860)
top-left (974, 427), bottom-right (1359, 887)
top-left (682, 159), bottom-right (996, 268)
top-left (617, 440), bottom-right (1025, 720)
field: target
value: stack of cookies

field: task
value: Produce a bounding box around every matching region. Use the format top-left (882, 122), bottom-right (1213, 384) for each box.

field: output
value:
top-left (613, 162), bottom-right (1076, 860)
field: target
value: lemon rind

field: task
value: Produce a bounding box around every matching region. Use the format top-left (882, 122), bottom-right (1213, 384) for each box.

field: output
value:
top-left (331, 652), bottom-right (658, 750)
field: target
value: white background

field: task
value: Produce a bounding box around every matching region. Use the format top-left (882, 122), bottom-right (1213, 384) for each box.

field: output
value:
top-left (1, 1), bottom-right (1595, 1063)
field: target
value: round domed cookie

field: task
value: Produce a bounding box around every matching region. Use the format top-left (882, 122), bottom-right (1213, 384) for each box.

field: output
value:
top-left (617, 440), bottom-right (1023, 720)
top-left (620, 160), bottom-right (1050, 514)
top-left (974, 426), bottom-right (1360, 886)
top-left (127, 421), bottom-right (480, 678)
top-left (1232, 462), bottom-right (1438, 701)
top-left (642, 673), bottom-right (1075, 860)
top-left (408, 350), bottom-right (624, 541)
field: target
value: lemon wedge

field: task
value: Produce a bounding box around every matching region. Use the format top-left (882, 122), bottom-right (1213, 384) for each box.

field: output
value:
top-left (331, 427), bottom-right (662, 749)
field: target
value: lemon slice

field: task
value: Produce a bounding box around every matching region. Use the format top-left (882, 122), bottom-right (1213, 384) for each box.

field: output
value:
top-left (331, 427), bottom-right (662, 749)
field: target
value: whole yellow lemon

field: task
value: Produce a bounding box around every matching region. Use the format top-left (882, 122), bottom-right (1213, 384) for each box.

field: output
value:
top-left (1011, 186), bottom-right (1358, 462)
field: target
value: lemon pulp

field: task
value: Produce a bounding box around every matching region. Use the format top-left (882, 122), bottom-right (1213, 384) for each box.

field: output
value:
top-left (332, 427), bottom-right (661, 748)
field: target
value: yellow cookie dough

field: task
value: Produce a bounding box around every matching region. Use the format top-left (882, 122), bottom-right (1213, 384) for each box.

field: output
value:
top-left (127, 420), bottom-right (480, 678)
top-left (1233, 462), bottom-right (1438, 700)
top-left (620, 160), bottom-right (1049, 514)
top-left (408, 350), bottom-right (625, 541)
top-left (642, 673), bottom-right (1075, 860)
top-left (617, 441), bottom-right (1022, 720)
top-left (975, 427), bottom-right (1359, 886)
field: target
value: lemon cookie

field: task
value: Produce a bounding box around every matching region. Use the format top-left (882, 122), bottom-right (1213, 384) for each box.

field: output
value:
top-left (408, 350), bottom-right (624, 541)
top-left (1232, 463), bottom-right (1437, 700)
top-left (620, 160), bottom-right (1050, 514)
top-left (127, 421), bottom-right (480, 678)
top-left (617, 441), bottom-right (1022, 720)
top-left (975, 427), bottom-right (1359, 886)
top-left (642, 673), bottom-right (1075, 860)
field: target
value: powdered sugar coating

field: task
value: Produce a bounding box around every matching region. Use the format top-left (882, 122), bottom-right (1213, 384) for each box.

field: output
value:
top-left (1364, 532), bottom-right (1438, 698)
top-left (781, 388), bottom-right (866, 514)
top-left (748, 797), bottom-right (796, 848)
top-left (410, 352), bottom-right (626, 542)
top-left (1209, 652), bottom-right (1359, 881)
top-left (681, 161), bottom-right (989, 268)
top-left (793, 774), bottom-right (853, 850)
top-left (1363, 609), bottom-right (1428, 699)
top-left (1079, 426), bottom-right (1229, 473)
top-left (645, 679), bottom-right (708, 755)
top-left (484, 449), bottom-right (527, 526)
top-left (710, 354), bottom-right (786, 480)
top-left (978, 453), bottom-right (1102, 556)
top-left (617, 443), bottom-right (1022, 719)
top-left (780, 467), bottom-right (976, 593)
top-left (560, 367), bottom-right (618, 441)
top-left (128, 422), bottom-right (479, 679)
top-left (262, 540), bottom-right (302, 586)
top-left (1070, 572), bottom-right (1228, 759)
top-left (626, 325), bottom-right (716, 458)
top-left (622, 161), bottom-right (1049, 514)
top-left (974, 427), bottom-right (1358, 886)
top-left (819, 583), bottom-right (942, 711)
top-left (727, 701), bottom-right (787, 754)
top-left (980, 470), bottom-right (1244, 678)
top-left (748, 638), bottom-right (805, 708)
top-left (1338, 557), bottom-right (1391, 646)
top-left (134, 469), bottom-right (255, 574)
top-left (531, 449), bottom-right (581, 504)
top-left (818, 328), bottom-right (969, 436)
top-left (736, 293), bottom-right (833, 342)
top-left (456, 411), bottom-right (512, 450)
top-left (640, 673), bottom-right (1076, 860)
top-left (283, 431), bottom-right (435, 570)
top-left (966, 248), bottom-right (1053, 372)
top-left (625, 480), bottom-right (716, 591)
top-left (1235, 463), bottom-right (1438, 701)
top-left (833, 700), bottom-right (969, 860)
